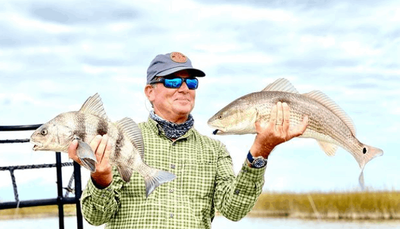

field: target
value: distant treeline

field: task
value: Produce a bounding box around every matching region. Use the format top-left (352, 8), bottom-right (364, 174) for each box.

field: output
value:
top-left (249, 191), bottom-right (400, 220)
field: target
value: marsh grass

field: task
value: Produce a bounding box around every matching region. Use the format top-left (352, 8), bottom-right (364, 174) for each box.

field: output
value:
top-left (0, 204), bottom-right (76, 220)
top-left (1, 191), bottom-right (399, 220)
top-left (250, 191), bottom-right (400, 219)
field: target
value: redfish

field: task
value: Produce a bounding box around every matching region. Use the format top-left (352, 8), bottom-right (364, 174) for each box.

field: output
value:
top-left (208, 78), bottom-right (383, 187)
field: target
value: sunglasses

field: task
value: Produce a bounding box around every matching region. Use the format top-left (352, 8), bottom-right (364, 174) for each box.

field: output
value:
top-left (150, 77), bottom-right (199, 90)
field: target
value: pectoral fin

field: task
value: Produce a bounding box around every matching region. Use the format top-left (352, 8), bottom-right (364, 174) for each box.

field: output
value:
top-left (76, 139), bottom-right (97, 172)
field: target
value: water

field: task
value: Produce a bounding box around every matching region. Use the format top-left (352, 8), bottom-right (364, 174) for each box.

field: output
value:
top-left (1, 216), bottom-right (399, 229)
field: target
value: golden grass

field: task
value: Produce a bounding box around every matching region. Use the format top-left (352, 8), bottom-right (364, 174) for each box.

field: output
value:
top-left (1, 191), bottom-right (399, 220)
top-left (249, 191), bottom-right (400, 220)
top-left (0, 204), bottom-right (76, 220)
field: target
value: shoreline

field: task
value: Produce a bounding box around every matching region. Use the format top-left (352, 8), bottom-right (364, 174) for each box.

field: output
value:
top-left (3, 209), bottom-right (399, 221)
top-left (246, 210), bottom-right (400, 220)
top-left (0, 205), bottom-right (76, 220)
top-left (1, 191), bottom-right (399, 221)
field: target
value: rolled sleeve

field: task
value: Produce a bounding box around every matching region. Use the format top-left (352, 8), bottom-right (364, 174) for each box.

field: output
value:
top-left (214, 144), bottom-right (266, 222)
top-left (81, 174), bottom-right (122, 226)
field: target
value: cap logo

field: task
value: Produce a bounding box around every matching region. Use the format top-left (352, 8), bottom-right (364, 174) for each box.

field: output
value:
top-left (170, 52), bottom-right (187, 63)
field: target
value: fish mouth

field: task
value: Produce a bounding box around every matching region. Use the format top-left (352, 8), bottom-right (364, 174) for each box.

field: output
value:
top-left (30, 141), bottom-right (43, 151)
top-left (213, 129), bottom-right (222, 135)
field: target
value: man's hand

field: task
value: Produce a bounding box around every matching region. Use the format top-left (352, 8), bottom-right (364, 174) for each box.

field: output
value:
top-left (68, 135), bottom-right (113, 188)
top-left (250, 102), bottom-right (308, 159)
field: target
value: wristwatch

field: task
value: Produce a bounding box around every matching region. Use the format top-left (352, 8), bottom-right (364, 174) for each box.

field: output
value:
top-left (247, 151), bottom-right (268, 168)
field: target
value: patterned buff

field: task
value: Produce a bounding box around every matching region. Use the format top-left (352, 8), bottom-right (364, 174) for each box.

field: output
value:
top-left (149, 110), bottom-right (194, 139)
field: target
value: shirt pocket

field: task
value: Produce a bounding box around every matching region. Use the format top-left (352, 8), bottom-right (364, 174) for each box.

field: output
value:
top-left (180, 159), bottom-right (216, 198)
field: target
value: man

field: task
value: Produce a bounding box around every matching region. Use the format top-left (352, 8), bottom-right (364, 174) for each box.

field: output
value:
top-left (68, 52), bottom-right (308, 228)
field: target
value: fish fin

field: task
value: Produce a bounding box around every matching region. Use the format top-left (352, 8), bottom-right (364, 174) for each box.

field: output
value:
top-left (262, 78), bottom-right (299, 94)
top-left (357, 144), bottom-right (384, 169)
top-left (317, 141), bottom-right (338, 156)
top-left (303, 90), bottom-right (356, 136)
top-left (79, 93), bottom-right (110, 122)
top-left (117, 166), bottom-right (133, 182)
top-left (359, 169), bottom-right (365, 190)
top-left (115, 117), bottom-right (145, 159)
top-left (357, 145), bottom-right (383, 189)
top-left (76, 140), bottom-right (97, 172)
top-left (144, 169), bottom-right (176, 197)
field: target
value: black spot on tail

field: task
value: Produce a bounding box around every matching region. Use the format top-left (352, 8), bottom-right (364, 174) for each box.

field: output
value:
top-left (114, 131), bottom-right (124, 159)
top-left (363, 147), bottom-right (367, 154)
top-left (97, 119), bottom-right (108, 136)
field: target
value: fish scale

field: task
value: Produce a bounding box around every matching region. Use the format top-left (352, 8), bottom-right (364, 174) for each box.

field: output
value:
top-left (208, 78), bottom-right (383, 188)
top-left (31, 93), bottom-right (176, 197)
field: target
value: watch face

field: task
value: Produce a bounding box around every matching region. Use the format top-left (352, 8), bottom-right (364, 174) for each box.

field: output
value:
top-left (253, 158), bottom-right (266, 168)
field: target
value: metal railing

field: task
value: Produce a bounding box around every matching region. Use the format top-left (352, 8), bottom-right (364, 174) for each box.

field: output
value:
top-left (0, 124), bottom-right (83, 229)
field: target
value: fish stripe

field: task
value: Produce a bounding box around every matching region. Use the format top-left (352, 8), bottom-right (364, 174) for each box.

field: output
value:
top-left (114, 130), bottom-right (124, 160)
top-left (97, 118), bottom-right (109, 136)
top-left (75, 112), bottom-right (87, 141)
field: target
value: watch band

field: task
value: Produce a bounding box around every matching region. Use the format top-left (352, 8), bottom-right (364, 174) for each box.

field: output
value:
top-left (247, 151), bottom-right (267, 168)
top-left (247, 151), bottom-right (256, 163)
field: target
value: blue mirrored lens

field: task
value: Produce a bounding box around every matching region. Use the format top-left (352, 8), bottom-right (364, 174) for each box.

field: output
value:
top-left (165, 78), bottom-right (182, 88)
top-left (185, 78), bottom-right (198, 89)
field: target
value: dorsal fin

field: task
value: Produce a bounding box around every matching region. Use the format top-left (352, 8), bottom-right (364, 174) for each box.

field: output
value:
top-left (79, 93), bottom-right (110, 121)
top-left (303, 90), bottom-right (356, 136)
top-left (262, 78), bottom-right (299, 94)
top-left (115, 117), bottom-right (145, 159)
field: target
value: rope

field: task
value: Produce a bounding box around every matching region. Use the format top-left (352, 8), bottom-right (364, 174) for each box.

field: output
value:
top-left (9, 168), bottom-right (19, 204)
top-left (0, 139), bottom-right (30, 144)
top-left (0, 162), bottom-right (74, 203)
top-left (64, 172), bottom-right (75, 198)
top-left (0, 162), bottom-right (73, 171)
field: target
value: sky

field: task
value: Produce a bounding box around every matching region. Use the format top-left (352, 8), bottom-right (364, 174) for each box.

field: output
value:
top-left (0, 0), bottom-right (399, 204)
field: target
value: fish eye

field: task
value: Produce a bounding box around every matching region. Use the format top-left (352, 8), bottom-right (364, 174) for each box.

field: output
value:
top-left (218, 115), bottom-right (222, 119)
top-left (41, 129), bottom-right (48, 136)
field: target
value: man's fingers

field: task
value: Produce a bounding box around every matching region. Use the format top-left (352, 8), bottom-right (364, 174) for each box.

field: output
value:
top-left (103, 140), bottom-right (112, 163)
top-left (90, 135), bottom-right (103, 152)
top-left (269, 104), bottom-right (278, 126)
top-left (68, 139), bottom-right (82, 164)
top-left (290, 115), bottom-right (309, 138)
top-left (96, 135), bottom-right (109, 162)
top-left (282, 102), bottom-right (290, 125)
top-left (276, 102), bottom-right (283, 126)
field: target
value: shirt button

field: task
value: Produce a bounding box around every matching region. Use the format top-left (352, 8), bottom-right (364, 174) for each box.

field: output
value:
top-left (234, 189), bottom-right (240, 195)
top-left (169, 189), bottom-right (174, 193)
top-left (171, 164), bottom-right (175, 169)
top-left (170, 213), bottom-right (174, 218)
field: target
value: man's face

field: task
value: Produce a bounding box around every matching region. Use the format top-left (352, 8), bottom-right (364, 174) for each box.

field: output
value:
top-left (145, 70), bottom-right (196, 123)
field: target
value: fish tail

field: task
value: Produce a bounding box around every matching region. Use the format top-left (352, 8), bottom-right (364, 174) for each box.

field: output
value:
top-left (359, 144), bottom-right (384, 169)
top-left (358, 168), bottom-right (365, 190)
top-left (357, 144), bottom-right (383, 190)
top-left (144, 169), bottom-right (176, 197)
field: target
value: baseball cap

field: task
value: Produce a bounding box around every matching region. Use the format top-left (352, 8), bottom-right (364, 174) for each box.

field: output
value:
top-left (147, 52), bottom-right (206, 84)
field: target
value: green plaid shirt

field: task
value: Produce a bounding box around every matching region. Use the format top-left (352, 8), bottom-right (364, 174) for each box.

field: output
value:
top-left (81, 118), bottom-right (266, 228)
